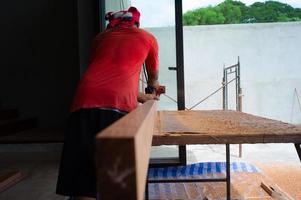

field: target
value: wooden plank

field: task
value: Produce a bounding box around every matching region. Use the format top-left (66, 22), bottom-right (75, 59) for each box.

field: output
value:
top-left (153, 110), bottom-right (301, 145)
top-left (261, 182), bottom-right (294, 200)
top-left (96, 100), bottom-right (157, 200)
top-left (0, 170), bottom-right (26, 193)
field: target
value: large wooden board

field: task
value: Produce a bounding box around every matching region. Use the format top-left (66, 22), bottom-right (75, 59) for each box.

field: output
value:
top-left (153, 110), bottom-right (301, 145)
top-left (96, 100), bottom-right (157, 200)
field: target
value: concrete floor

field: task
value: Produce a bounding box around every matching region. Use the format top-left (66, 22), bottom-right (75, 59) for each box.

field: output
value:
top-left (0, 144), bottom-right (66, 200)
top-left (0, 143), bottom-right (300, 199)
top-left (152, 143), bottom-right (301, 165)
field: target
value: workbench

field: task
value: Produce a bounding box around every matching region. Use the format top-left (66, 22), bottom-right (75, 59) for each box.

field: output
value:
top-left (148, 110), bottom-right (301, 200)
top-left (153, 110), bottom-right (301, 145)
top-left (96, 101), bottom-right (301, 200)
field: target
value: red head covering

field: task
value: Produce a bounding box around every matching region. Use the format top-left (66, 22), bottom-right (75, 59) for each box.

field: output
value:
top-left (105, 7), bottom-right (140, 29)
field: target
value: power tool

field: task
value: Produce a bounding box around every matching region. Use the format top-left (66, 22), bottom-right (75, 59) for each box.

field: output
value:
top-left (145, 85), bottom-right (166, 96)
top-left (142, 63), bottom-right (165, 96)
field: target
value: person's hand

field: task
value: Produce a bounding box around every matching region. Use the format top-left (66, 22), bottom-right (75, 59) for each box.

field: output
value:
top-left (138, 93), bottom-right (159, 103)
top-left (148, 80), bottom-right (160, 90)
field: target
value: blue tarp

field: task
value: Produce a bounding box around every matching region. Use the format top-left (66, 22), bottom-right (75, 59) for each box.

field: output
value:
top-left (148, 162), bottom-right (259, 179)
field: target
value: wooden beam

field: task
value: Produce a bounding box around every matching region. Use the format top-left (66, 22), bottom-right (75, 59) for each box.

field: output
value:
top-left (96, 100), bottom-right (157, 200)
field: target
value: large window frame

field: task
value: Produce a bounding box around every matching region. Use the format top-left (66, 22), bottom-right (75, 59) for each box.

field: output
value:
top-left (98, 0), bottom-right (187, 166)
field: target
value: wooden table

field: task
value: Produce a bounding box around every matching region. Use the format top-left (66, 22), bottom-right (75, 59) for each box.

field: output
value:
top-left (153, 110), bottom-right (301, 146)
top-left (96, 103), bottom-right (301, 200)
top-left (148, 110), bottom-right (301, 200)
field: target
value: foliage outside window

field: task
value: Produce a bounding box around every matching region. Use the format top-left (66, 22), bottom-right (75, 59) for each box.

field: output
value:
top-left (183, 0), bottom-right (301, 25)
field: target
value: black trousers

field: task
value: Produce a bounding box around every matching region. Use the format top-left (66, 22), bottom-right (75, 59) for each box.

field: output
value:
top-left (56, 109), bottom-right (126, 198)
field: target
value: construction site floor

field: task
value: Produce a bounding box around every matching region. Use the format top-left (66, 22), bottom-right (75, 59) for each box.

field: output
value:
top-left (0, 143), bottom-right (300, 200)
top-left (148, 164), bottom-right (301, 199)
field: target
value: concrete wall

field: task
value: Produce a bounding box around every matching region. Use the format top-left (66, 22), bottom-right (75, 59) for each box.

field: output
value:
top-left (148, 22), bottom-right (301, 124)
top-left (145, 27), bottom-right (178, 111)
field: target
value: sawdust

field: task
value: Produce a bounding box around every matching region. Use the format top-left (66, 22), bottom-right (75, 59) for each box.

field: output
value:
top-left (256, 163), bottom-right (301, 200)
top-left (156, 110), bottom-right (301, 136)
top-left (153, 110), bottom-right (301, 145)
top-left (149, 163), bottom-right (301, 200)
top-left (149, 172), bottom-right (272, 200)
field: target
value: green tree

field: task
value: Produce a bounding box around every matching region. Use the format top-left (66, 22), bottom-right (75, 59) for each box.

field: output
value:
top-left (249, 1), bottom-right (297, 22)
top-left (183, 9), bottom-right (201, 25)
top-left (216, 0), bottom-right (242, 24)
top-left (182, 0), bottom-right (301, 25)
top-left (183, 7), bottom-right (225, 25)
top-left (294, 8), bottom-right (301, 18)
top-left (203, 9), bottom-right (225, 24)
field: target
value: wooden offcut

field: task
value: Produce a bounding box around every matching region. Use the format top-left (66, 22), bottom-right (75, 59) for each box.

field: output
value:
top-left (257, 163), bottom-right (301, 199)
top-left (96, 100), bottom-right (157, 200)
top-left (153, 110), bottom-right (301, 145)
top-left (261, 182), bottom-right (294, 200)
top-left (0, 170), bottom-right (26, 193)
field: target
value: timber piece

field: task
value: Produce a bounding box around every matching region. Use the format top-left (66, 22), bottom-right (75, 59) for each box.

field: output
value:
top-left (153, 110), bottom-right (301, 145)
top-left (0, 170), bottom-right (26, 193)
top-left (260, 182), bottom-right (294, 200)
top-left (96, 100), bottom-right (157, 200)
top-left (256, 163), bottom-right (301, 199)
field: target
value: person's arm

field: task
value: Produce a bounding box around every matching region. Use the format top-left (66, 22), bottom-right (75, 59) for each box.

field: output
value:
top-left (145, 36), bottom-right (159, 90)
top-left (137, 92), bottom-right (159, 103)
top-left (146, 68), bottom-right (159, 90)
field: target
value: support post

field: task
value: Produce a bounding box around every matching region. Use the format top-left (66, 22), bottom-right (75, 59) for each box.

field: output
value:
top-left (295, 143), bottom-right (301, 162)
top-left (237, 57), bottom-right (243, 158)
top-left (223, 64), bottom-right (226, 110)
top-left (179, 145), bottom-right (187, 166)
top-left (98, 0), bottom-right (106, 32)
top-left (175, 0), bottom-right (187, 166)
top-left (238, 87), bottom-right (243, 158)
top-left (226, 144), bottom-right (231, 200)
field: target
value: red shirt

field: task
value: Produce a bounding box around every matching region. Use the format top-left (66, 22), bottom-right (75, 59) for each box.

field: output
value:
top-left (70, 26), bottom-right (159, 113)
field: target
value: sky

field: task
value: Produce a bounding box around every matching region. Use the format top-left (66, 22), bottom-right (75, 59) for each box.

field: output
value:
top-left (130, 0), bottom-right (301, 27)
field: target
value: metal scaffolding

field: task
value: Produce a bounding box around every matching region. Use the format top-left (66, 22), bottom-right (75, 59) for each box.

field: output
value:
top-left (222, 57), bottom-right (243, 157)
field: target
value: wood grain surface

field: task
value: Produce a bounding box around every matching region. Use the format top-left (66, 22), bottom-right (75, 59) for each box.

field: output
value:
top-left (153, 110), bottom-right (301, 145)
top-left (96, 100), bottom-right (157, 200)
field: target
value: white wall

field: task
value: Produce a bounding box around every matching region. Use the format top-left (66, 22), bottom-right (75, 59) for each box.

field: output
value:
top-left (147, 22), bottom-right (301, 124)
top-left (106, 0), bottom-right (131, 12)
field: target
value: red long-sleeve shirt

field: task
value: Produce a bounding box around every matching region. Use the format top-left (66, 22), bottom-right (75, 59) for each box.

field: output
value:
top-left (70, 26), bottom-right (159, 113)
